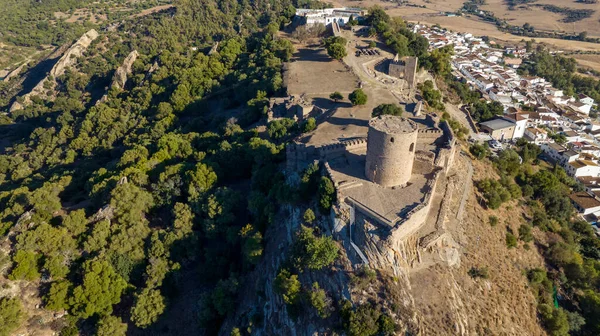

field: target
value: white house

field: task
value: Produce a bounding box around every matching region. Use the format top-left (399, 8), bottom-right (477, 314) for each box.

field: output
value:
top-left (566, 160), bottom-right (600, 178)
top-left (570, 192), bottom-right (600, 215)
top-left (525, 127), bottom-right (549, 144)
top-left (570, 101), bottom-right (592, 115)
top-left (579, 93), bottom-right (595, 107)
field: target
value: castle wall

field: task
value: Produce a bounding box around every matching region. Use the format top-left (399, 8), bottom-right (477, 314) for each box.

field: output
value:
top-left (317, 138), bottom-right (367, 160)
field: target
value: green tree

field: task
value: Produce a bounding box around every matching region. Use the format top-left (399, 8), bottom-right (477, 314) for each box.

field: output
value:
top-left (62, 209), bottom-right (88, 237)
top-left (96, 315), bottom-right (127, 336)
top-left (303, 208), bottom-right (316, 224)
top-left (324, 36), bottom-right (347, 60)
top-left (239, 224), bottom-right (263, 265)
top-left (9, 250), bottom-right (41, 281)
top-left (330, 91), bottom-right (343, 102)
top-left (302, 117), bottom-right (316, 133)
top-left (326, 43), bottom-right (347, 60)
top-left (318, 176), bottom-right (336, 211)
top-left (69, 260), bottom-right (128, 318)
top-left (539, 304), bottom-right (570, 336)
top-left (274, 268), bottom-right (301, 305)
top-left (372, 104), bottom-right (403, 117)
top-left (45, 280), bottom-right (71, 311)
top-left (0, 297), bottom-right (25, 336)
top-left (293, 225), bottom-right (339, 270)
top-left (186, 163), bottom-right (218, 201)
top-left (83, 219), bottom-right (111, 253)
top-left (348, 89), bottom-right (368, 106)
top-left (267, 118), bottom-right (296, 139)
top-left (44, 254), bottom-right (69, 279)
top-left (130, 289), bottom-right (166, 328)
top-left (309, 282), bottom-right (330, 318)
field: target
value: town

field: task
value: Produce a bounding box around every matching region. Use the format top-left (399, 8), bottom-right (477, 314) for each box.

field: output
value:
top-left (413, 23), bottom-right (600, 230)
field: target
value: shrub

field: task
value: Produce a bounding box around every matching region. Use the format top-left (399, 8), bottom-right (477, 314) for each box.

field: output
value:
top-left (489, 215), bottom-right (499, 227)
top-left (274, 268), bottom-right (301, 306)
top-left (468, 267), bottom-right (489, 279)
top-left (506, 232), bottom-right (518, 248)
top-left (518, 224), bottom-right (533, 242)
top-left (470, 143), bottom-right (489, 160)
top-left (309, 282), bottom-right (330, 318)
top-left (348, 89), bottom-right (368, 106)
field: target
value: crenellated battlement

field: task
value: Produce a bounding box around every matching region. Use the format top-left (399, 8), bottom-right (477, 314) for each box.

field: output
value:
top-left (317, 138), bottom-right (368, 159)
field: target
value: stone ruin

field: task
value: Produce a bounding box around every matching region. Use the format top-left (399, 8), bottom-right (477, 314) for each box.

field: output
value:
top-left (267, 94), bottom-right (322, 122)
top-left (388, 54), bottom-right (418, 89)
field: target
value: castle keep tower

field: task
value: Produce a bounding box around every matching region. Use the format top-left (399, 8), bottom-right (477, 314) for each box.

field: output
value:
top-left (365, 115), bottom-right (418, 187)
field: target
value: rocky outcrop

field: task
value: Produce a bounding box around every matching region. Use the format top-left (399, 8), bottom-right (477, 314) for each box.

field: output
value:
top-left (111, 50), bottom-right (138, 90)
top-left (10, 29), bottom-right (99, 112)
top-left (96, 50), bottom-right (139, 105)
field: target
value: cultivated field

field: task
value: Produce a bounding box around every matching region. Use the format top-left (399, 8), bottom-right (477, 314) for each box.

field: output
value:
top-left (481, 0), bottom-right (600, 38)
top-left (572, 54), bottom-right (600, 73)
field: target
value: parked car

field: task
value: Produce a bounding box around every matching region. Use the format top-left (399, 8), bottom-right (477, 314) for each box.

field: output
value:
top-left (488, 140), bottom-right (502, 150)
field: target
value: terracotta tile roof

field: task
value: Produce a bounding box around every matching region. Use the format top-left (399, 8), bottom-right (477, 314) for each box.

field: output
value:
top-left (570, 192), bottom-right (600, 210)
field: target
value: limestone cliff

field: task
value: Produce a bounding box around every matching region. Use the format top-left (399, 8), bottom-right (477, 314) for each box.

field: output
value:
top-left (10, 29), bottom-right (99, 112)
top-left (96, 50), bottom-right (139, 105)
top-left (111, 50), bottom-right (138, 90)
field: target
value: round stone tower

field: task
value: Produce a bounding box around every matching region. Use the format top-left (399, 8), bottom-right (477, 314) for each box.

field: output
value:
top-left (365, 115), bottom-right (418, 187)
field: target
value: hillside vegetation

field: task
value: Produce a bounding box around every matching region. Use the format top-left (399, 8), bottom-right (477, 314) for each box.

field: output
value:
top-left (0, 0), bottom-right (306, 334)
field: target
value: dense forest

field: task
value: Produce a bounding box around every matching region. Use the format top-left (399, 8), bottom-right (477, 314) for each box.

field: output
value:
top-left (0, 0), bottom-right (322, 334)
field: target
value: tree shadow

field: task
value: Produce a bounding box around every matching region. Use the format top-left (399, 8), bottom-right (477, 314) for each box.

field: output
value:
top-left (311, 97), bottom-right (353, 109)
top-left (328, 151), bottom-right (367, 180)
top-left (291, 48), bottom-right (333, 63)
top-left (327, 116), bottom-right (369, 127)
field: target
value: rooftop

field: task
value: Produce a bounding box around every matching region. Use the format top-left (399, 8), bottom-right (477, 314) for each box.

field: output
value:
top-left (369, 115), bottom-right (418, 134)
top-left (570, 192), bottom-right (600, 210)
top-left (479, 118), bottom-right (515, 130)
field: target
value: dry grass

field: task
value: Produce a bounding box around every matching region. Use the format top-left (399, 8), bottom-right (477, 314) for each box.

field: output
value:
top-left (408, 155), bottom-right (546, 335)
top-left (285, 46), bottom-right (359, 96)
top-left (572, 54), bottom-right (600, 72)
top-left (482, 0), bottom-right (600, 38)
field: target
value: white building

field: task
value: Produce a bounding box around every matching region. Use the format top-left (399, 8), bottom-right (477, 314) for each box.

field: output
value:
top-left (570, 192), bottom-right (600, 216)
top-left (295, 8), bottom-right (364, 27)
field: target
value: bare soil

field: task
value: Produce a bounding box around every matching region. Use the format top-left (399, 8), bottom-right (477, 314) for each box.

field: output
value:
top-left (406, 152), bottom-right (546, 335)
top-left (286, 46), bottom-right (359, 96)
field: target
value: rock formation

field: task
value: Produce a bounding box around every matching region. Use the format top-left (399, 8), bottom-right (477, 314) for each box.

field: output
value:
top-left (96, 50), bottom-right (139, 105)
top-left (111, 50), bottom-right (138, 90)
top-left (10, 29), bottom-right (99, 112)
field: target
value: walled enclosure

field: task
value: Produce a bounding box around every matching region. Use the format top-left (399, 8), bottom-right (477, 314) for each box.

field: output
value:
top-left (365, 116), bottom-right (418, 188)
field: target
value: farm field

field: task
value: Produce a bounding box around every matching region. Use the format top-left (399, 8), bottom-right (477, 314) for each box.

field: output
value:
top-left (481, 0), bottom-right (600, 38)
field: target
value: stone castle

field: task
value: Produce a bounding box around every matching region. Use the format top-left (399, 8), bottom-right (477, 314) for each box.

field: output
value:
top-left (287, 114), bottom-right (456, 265)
